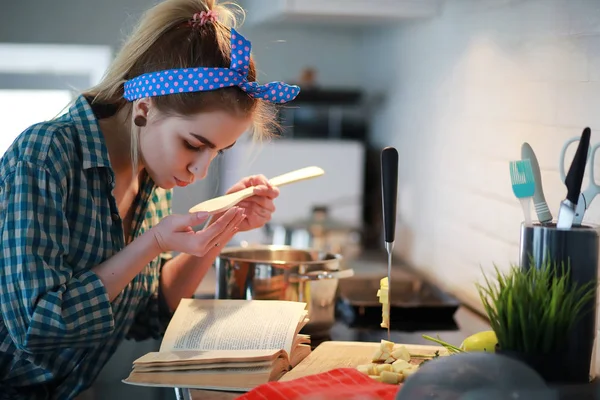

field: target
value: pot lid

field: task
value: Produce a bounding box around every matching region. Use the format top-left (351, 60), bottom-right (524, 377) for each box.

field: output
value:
top-left (273, 205), bottom-right (361, 231)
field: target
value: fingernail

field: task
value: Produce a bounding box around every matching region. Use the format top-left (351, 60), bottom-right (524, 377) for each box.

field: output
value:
top-left (196, 212), bottom-right (208, 218)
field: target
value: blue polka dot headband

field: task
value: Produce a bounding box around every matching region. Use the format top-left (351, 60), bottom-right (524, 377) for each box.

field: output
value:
top-left (123, 28), bottom-right (300, 104)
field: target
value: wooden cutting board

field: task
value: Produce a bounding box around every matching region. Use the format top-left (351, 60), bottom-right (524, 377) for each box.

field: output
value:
top-left (280, 340), bottom-right (447, 381)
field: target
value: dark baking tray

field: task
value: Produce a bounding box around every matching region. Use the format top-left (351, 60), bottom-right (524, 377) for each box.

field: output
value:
top-left (335, 276), bottom-right (461, 331)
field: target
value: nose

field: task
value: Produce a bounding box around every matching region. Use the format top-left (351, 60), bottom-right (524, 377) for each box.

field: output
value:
top-left (188, 153), bottom-right (212, 182)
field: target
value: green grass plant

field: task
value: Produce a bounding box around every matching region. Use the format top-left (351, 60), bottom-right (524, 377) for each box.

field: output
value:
top-left (476, 257), bottom-right (597, 354)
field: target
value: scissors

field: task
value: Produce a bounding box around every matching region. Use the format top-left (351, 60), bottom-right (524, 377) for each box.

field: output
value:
top-left (559, 136), bottom-right (600, 225)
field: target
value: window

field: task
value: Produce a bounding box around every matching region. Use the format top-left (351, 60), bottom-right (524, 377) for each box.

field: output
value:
top-left (0, 43), bottom-right (112, 157)
top-left (0, 89), bottom-right (72, 155)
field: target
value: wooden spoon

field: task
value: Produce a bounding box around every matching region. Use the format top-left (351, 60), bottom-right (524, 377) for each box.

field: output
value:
top-left (188, 166), bottom-right (325, 214)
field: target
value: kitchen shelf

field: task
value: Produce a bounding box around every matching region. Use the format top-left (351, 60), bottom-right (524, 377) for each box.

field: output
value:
top-left (289, 87), bottom-right (363, 105)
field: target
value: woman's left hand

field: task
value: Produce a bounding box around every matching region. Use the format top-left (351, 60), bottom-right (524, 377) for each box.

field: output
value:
top-left (219, 174), bottom-right (280, 232)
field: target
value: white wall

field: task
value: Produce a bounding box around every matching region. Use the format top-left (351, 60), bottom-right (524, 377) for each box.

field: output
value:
top-left (361, 0), bottom-right (600, 313)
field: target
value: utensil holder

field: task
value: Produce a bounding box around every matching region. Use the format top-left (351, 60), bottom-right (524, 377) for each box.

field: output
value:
top-left (519, 222), bottom-right (600, 383)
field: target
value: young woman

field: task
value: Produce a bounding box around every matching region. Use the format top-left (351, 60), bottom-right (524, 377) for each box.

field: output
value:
top-left (0, 0), bottom-right (300, 398)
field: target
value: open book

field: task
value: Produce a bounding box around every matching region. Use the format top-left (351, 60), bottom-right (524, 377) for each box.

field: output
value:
top-left (122, 299), bottom-right (311, 392)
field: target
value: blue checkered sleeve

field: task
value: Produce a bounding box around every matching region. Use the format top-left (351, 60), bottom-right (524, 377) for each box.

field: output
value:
top-left (0, 160), bottom-right (115, 353)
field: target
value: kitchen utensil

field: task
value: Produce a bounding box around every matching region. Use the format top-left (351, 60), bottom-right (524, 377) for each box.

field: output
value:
top-left (381, 146), bottom-right (399, 341)
top-left (213, 245), bottom-right (353, 336)
top-left (521, 142), bottom-right (552, 224)
top-left (189, 166), bottom-right (325, 214)
top-left (559, 128), bottom-right (600, 225)
top-left (557, 127), bottom-right (591, 229)
top-left (509, 159), bottom-right (535, 227)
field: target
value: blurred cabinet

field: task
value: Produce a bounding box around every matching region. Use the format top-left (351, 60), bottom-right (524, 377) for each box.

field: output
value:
top-left (243, 0), bottom-right (443, 26)
top-left (277, 87), bottom-right (368, 140)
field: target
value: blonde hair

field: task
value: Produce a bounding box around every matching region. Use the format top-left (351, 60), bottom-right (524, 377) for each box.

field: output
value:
top-left (83, 0), bottom-right (278, 171)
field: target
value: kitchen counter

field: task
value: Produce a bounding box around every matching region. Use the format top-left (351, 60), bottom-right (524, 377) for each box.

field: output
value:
top-left (186, 256), bottom-right (599, 400)
top-left (187, 316), bottom-right (599, 400)
top-left (187, 322), bottom-right (600, 400)
top-left (186, 307), bottom-right (489, 400)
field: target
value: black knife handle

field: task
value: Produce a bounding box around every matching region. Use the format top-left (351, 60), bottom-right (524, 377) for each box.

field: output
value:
top-left (381, 147), bottom-right (399, 244)
top-left (565, 127), bottom-right (591, 204)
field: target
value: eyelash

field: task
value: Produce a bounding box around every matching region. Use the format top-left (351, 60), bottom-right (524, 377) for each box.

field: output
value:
top-left (184, 141), bottom-right (224, 155)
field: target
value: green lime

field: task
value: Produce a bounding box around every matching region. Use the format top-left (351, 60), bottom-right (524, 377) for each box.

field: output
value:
top-left (460, 331), bottom-right (498, 352)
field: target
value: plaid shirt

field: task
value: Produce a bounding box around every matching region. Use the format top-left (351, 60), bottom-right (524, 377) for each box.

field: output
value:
top-left (0, 95), bottom-right (174, 399)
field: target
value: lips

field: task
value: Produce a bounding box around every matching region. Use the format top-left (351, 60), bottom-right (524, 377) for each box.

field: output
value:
top-left (174, 177), bottom-right (189, 187)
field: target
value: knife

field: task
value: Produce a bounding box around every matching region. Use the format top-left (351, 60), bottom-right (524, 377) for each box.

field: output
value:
top-left (556, 127), bottom-right (591, 229)
top-left (381, 146), bottom-right (398, 341)
top-left (521, 143), bottom-right (552, 224)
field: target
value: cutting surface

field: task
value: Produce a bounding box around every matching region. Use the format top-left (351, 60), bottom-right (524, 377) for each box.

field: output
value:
top-left (280, 340), bottom-right (447, 381)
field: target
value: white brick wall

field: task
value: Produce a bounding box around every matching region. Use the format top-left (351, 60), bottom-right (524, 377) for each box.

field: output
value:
top-left (362, 0), bottom-right (600, 318)
top-left (364, 0), bottom-right (600, 372)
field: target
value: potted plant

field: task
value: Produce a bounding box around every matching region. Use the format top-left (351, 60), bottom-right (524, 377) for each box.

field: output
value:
top-left (476, 257), bottom-right (597, 383)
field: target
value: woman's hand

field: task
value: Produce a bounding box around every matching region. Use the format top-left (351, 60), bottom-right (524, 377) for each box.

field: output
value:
top-left (220, 174), bottom-right (280, 232)
top-left (152, 207), bottom-right (245, 256)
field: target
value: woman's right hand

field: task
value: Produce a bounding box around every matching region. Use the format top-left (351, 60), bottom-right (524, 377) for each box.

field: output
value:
top-left (152, 207), bottom-right (245, 257)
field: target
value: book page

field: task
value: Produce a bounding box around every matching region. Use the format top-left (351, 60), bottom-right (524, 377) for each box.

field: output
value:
top-left (134, 360), bottom-right (273, 372)
top-left (295, 313), bottom-right (310, 337)
top-left (123, 365), bottom-right (273, 391)
top-left (133, 349), bottom-right (282, 366)
top-left (160, 299), bottom-right (307, 356)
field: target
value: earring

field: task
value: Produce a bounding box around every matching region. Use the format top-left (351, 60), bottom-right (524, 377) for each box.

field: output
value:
top-left (134, 115), bottom-right (146, 127)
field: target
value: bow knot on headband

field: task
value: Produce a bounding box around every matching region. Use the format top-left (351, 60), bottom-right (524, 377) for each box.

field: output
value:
top-left (123, 27), bottom-right (300, 104)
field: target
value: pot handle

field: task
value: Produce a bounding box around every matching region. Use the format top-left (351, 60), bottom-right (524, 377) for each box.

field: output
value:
top-left (291, 268), bottom-right (354, 281)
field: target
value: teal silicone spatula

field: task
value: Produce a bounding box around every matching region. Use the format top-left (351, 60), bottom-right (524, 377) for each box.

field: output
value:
top-left (509, 159), bottom-right (536, 227)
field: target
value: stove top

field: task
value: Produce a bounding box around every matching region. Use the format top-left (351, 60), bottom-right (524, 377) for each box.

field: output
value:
top-left (335, 274), bottom-right (460, 331)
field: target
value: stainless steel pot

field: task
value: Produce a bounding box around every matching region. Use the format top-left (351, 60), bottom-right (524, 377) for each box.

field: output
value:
top-left (214, 245), bottom-right (354, 336)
